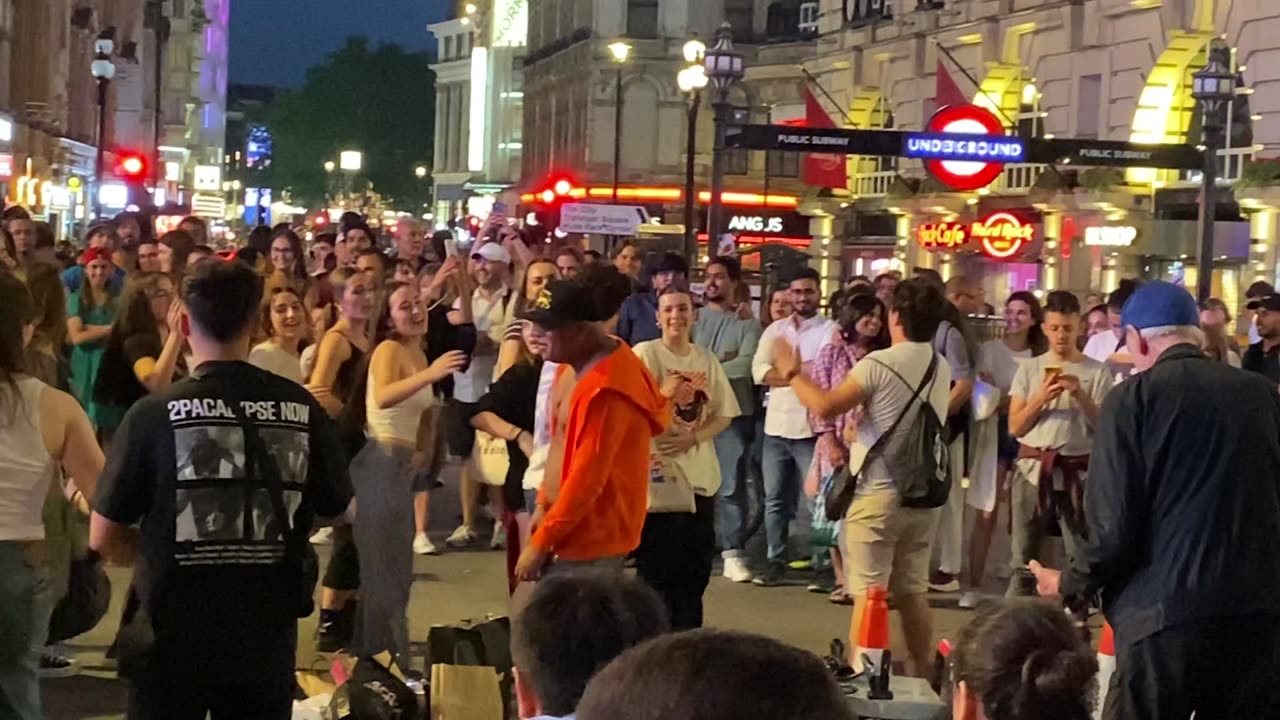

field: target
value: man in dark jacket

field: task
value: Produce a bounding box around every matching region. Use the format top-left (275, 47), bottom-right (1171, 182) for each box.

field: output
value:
top-left (1031, 280), bottom-right (1280, 720)
top-left (615, 252), bottom-right (687, 346)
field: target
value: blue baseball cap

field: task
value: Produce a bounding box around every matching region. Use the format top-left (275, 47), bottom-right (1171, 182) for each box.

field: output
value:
top-left (1120, 280), bottom-right (1199, 330)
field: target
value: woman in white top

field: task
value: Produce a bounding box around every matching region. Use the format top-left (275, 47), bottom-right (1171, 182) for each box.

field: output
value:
top-left (0, 274), bottom-right (104, 720)
top-left (249, 284), bottom-right (307, 384)
top-left (348, 281), bottom-right (465, 667)
top-left (633, 287), bottom-right (740, 630)
top-left (962, 291), bottom-right (1047, 608)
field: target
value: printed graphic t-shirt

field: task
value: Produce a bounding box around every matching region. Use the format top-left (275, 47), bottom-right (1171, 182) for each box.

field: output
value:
top-left (95, 360), bottom-right (352, 683)
top-left (633, 340), bottom-right (740, 496)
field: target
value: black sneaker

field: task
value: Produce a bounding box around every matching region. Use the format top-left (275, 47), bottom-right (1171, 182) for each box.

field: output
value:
top-left (315, 602), bottom-right (356, 654)
top-left (39, 650), bottom-right (78, 678)
top-left (807, 568), bottom-right (836, 594)
top-left (752, 561), bottom-right (788, 587)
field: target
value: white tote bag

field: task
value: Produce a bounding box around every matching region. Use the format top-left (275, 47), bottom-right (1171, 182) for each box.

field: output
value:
top-left (471, 431), bottom-right (510, 487)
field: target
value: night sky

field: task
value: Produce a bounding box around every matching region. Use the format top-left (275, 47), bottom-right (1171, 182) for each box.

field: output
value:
top-left (229, 0), bottom-right (450, 88)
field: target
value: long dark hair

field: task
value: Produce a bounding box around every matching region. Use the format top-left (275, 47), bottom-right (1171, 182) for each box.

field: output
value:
top-left (951, 599), bottom-right (1096, 720)
top-left (1006, 291), bottom-right (1049, 356)
top-left (0, 273), bottom-right (34, 425)
top-left (838, 292), bottom-right (889, 350)
top-left (159, 229), bottom-right (196, 277)
top-left (25, 262), bottom-right (68, 351)
top-left (271, 227), bottom-right (309, 282)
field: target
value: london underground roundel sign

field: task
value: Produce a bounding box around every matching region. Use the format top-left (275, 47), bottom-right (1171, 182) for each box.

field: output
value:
top-left (924, 105), bottom-right (1008, 191)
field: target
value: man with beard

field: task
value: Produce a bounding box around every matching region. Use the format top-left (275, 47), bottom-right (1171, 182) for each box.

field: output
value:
top-left (617, 252), bottom-right (688, 346)
top-left (1243, 292), bottom-right (1280, 385)
top-left (693, 256), bottom-right (762, 583)
top-left (750, 268), bottom-right (837, 586)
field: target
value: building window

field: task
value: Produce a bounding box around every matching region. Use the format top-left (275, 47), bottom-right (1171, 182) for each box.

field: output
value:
top-left (626, 0), bottom-right (658, 39)
top-left (725, 0), bottom-right (754, 41)
top-left (725, 150), bottom-right (750, 175)
top-left (170, 0), bottom-right (186, 20)
top-left (1016, 84), bottom-right (1043, 139)
top-left (799, 2), bottom-right (820, 33)
top-left (766, 151), bottom-right (800, 178)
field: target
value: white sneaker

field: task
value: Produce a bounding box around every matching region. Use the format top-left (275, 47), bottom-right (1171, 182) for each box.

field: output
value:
top-left (490, 523), bottom-right (507, 550)
top-left (722, 556), bottom-right (754, 583)
top-left (310, 527), bottom-right (333, 545)
top-left (958, 591), bottom-right (981, 609)
top-left (445, 525), bottom-right (477, 547)
top-left (413, 533), bottom-right (439, 556)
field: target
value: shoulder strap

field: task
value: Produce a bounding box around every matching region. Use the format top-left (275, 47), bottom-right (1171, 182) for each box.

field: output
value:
top-left (864, 353), bottom-right (939, 455)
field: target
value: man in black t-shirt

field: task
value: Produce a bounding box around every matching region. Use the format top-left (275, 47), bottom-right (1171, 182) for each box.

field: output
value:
top-left (90, 260), bottom-right (352, 720)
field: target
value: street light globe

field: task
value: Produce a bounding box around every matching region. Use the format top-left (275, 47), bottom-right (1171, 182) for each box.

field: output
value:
top-left (683, 37), bottom-right (706, 64)
top-left (415, 166), bottom-right (428, 178)
top-left (464, 2), bottom-right (477, 13)
top-left (339, 150), bottom-right (363, 172)
top-left (324, 161), bottom-right (336, 173)
top-left (608, 41), bottom-right (632, 64)
top-left (677, 65), bottom-right (708, 93)
top-left (90, 58), bottom-right (115, 80)
top-left (704, 22), bottom-right (745, 91)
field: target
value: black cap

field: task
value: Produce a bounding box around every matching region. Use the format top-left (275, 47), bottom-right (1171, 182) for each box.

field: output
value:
top-left (521, 278), bottom-right (597, 328)
top-left (1247, 295), bottom-right (1280, 312)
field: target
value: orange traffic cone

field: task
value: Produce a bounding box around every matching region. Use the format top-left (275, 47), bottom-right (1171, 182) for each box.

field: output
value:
top-left (1093, 622), bottom-right (1116, 720)
top-left (854, 585), bottom-right (892, 675)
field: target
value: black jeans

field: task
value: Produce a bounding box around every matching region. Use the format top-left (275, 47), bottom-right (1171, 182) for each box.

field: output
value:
top-left (634, 495), bottom-right (715, 631)
top-left (127, 676), bottom-right (295, 720)
top-left (1105, 614), bottom-right (1280, 720)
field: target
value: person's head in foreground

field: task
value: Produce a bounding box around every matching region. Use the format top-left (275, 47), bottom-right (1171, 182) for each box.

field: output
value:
top-left (511, 571), bottom-right (669, 720)
top-left (576, 629), bottom-right (855, 720)
top-left (181, 257), bottom-right (265, 357)
top-left (949, 599), bottom-right (1097, 720)
top-left (1119, 280), bottom-right (1204, 373)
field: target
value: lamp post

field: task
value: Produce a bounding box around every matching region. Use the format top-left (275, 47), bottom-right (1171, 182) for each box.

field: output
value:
top-left (608, 41), bottom-right (632, 204)
top-left (339, 150), bottom-right (362, 208)
top-left (90, 35), bottom-right (116, 219)
top-left (703, 23), bottom-right (744, 260)
top-left (323, 160), bottom-right (335, 207)
top-left (415, 165), bottom-right (429, 211)
top-left (677, 37), bottom-right (707, 264)
top-left (1191, 40), bottom-right (1235, 304)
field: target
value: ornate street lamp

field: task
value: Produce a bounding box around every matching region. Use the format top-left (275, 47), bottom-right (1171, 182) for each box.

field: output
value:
top-left (703, 23), bottom-right (745, 260)
top-left (1191, 39), bottom-right (1235, 304)
top-left (91, 35), bottom-right (116, 218)
top-left (677, 37), bottom-right (707, 263)
top-left (608, 41), bottom-right (632, 205)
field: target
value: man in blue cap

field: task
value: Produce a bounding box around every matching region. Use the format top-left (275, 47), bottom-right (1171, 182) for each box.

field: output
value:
top-left (1029, 280), bottom-right (1280, 719)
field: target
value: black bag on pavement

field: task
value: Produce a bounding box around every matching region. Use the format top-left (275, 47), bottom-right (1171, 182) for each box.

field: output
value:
top-left (344, 654), bottom-right (420, 720)
top-left (426, 617), bottom-right (514, 718)
top-left (47, 550), bottom-right (111, 644)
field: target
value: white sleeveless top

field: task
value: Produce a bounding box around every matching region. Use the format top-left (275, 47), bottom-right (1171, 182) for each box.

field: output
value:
top-left (365, 365), bottom-right (436, 444)
top-left (0, 377), bottom-right (58, 541)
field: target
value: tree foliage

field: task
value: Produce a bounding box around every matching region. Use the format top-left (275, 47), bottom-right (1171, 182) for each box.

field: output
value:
top-left (265, 37), bottom-right (435, 209)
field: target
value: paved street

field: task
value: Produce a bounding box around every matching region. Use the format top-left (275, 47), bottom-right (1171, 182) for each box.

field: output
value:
top-left (42, 462), bottom-right (1035, 719)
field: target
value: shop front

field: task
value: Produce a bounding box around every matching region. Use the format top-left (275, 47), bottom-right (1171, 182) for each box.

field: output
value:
top-left (914, 210), bottom-right (1044, 302)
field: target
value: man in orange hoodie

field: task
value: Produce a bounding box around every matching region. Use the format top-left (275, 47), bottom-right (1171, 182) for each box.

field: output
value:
top-left (516, 266), bottom-right (669, 579)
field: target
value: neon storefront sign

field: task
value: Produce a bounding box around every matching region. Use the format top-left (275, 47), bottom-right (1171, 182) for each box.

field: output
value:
top-left (917, 212), bottom-right (1035, 260)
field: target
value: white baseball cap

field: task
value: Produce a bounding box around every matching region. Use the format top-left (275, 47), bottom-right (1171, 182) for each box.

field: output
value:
top-left (471, 242), bottom-right (511, 264)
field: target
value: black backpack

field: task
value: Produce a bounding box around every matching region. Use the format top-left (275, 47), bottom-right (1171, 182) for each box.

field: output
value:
top-left (866, 353), bottom-right (952, 509)
top-left (824, 352), bottom-right (952, 521)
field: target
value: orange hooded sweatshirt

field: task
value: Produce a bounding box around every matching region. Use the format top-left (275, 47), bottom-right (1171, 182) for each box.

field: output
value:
top-left (531, 341), bottom-right (668, 561)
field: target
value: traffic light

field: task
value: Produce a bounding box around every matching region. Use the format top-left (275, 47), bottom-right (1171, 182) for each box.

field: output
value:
top-left (115, 152), bottom-right (147, 181)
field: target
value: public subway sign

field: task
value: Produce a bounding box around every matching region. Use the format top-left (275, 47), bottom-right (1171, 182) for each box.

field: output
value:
top-left (917, 212), bottom-right (1036, 260)
top-left (917, 105), bottom-right (1013, 191)
top-left (1084, 225), bottom-right (1138, 247)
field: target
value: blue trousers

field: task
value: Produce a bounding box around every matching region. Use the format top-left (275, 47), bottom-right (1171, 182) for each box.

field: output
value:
top-left (713, 415), bottom-right (754, 555)
top-left (761, 435), bottom-right (816, 563)
top-left (0, 541), bottom-right (51, 720)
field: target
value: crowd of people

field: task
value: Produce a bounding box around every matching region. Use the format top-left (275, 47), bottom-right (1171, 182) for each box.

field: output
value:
top-left (1, 205), bottom-right (1279, 720)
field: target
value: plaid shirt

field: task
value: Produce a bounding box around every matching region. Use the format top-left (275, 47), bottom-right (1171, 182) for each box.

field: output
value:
top-left (808, 331), bottom-right (869, 478)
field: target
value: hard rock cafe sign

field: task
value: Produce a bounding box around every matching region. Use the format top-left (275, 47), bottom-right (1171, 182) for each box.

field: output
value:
top-left (917, 212), bottom-right (1035, 260)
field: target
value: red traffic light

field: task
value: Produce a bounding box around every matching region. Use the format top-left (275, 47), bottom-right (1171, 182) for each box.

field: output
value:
top-left (116, 153), bottom-right (147, 179)
top-left (314, 212), bottom-right (329, 226)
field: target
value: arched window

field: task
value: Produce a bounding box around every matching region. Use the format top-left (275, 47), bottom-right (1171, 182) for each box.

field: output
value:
top-left (1015, 83), bottom-right (1044, 139)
